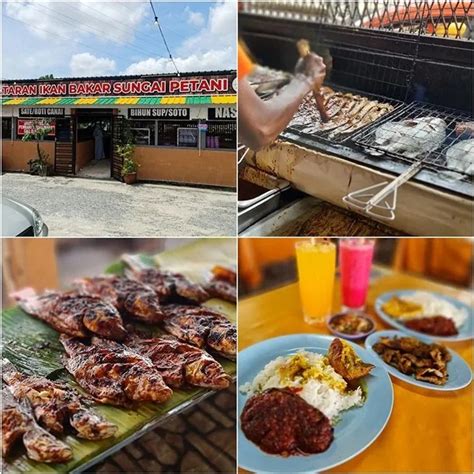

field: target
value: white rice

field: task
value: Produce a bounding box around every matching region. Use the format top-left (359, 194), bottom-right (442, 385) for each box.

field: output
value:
top-left (403, 291), bottom-right (469, 329)
top-left (240, 351), bottom-right (364, 422)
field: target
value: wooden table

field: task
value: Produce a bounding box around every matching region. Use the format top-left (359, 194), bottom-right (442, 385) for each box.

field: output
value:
top-left (238, 267), bottom-right (473, 473)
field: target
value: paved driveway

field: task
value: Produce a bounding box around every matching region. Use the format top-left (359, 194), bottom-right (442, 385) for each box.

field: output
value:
top-left (2, 174), bottom-right (236, 237)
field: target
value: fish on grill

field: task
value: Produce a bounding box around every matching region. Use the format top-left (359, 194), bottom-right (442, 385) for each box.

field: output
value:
top-left (445, 139), bottom-right (474, 175)
top-left (14, 288), bottom-right (127, 340)
top-left (2, 360), bottom-right (117, 440)
top-left (60, 335), bottom-right (173, 407)
top-left (125, 333), bottom-right (231, 389)
top-left (455, 121), bottom-right (474, 138)
top-left (290, 86), bottom-right (394, 139)
top-left (75, 275), bottom-right (165, 324)
top-left (374, 117), bottom-right (447, 158)
top-left (205, 266), bottom-right (236, 303)
top-left (162, 305), bottom-right (236, 360)
top-left (122, 255), bottom-right (209, 304)
top-left (2, 387), bottom-right (72, 463)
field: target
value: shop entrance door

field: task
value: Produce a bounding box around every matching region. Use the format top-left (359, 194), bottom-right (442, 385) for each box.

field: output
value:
top-left (111, 115), bottom-right (126, 181)
top-left (54, 118), bottom-right (75, 175)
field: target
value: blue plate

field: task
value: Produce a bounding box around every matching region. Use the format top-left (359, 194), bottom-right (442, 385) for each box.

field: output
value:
top-left (365, 330), bottom-right (472, 391)
top-left (238, 334), bottom-right (393, 473)
top-left (374, 290), bottom-right (473, 342)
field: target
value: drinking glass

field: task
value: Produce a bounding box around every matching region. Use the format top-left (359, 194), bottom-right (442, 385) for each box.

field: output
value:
top-left (339, 238), bottom-right (375, 312)
top-left (295, 239), bottom-right (336, 325)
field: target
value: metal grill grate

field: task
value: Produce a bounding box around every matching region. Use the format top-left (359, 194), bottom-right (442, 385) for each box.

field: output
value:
top-left (242, 1), bottom-right (473, 40)
top-left (352, 101), bottom-right (474, 180)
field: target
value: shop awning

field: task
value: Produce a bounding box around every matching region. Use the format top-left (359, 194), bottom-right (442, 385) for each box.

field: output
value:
top-left (1, 95), bottom-right (236, 106)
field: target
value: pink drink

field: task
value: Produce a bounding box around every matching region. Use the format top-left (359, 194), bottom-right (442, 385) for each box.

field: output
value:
top-left (339, 239), bottom-right (375, 311)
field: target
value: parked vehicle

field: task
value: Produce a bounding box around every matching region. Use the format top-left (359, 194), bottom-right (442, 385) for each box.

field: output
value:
top-left (2, 197), bottom-right (48, 236)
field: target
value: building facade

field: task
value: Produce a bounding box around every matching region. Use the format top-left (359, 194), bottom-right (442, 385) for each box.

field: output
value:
top-left (1, 71), bottom-right (237, 187)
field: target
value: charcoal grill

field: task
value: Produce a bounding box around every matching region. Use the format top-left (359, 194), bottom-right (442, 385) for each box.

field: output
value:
top-left (240, 0), bottom-right (473, 228)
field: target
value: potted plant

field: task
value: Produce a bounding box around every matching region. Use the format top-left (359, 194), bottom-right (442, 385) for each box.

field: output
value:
top-left (117, 143), bottom-right (140, 184)
top-left (22, 124), bottom-right (53, 176)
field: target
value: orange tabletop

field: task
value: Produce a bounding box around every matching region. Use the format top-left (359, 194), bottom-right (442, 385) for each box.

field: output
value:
top-left (238, 266), bottom-right (473, 473)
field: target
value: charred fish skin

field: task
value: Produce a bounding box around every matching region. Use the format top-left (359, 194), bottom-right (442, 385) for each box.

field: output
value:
top-left (16, 291), bottom-right (127, 341)
top-left (162, 305), bottom-right (237, 360)
top-left (75, 276), bottom-right (165, 324)
top-left (2, 360), bottom-right (117, 441)
top-left (60, 335), bottom-right (173, 407)
top-left (125, 334), bottom-right (230, 390)
top-left (1, 388), bottom-right (73, 463)
top-left (121, 255), bottom-right (209, 304)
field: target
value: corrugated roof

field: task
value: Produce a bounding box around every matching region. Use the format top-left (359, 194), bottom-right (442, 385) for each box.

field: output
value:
top-left (2, 95), bottom-right (237, 106)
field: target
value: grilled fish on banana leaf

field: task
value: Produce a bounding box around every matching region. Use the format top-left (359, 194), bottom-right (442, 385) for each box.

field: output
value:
top-left (60, 335), bottom-right (173, 407)
top-left (2, 359), bottom-right (117, 440)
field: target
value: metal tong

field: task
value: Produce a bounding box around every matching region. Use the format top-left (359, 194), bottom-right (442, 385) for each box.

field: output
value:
top-left (296, 39), bottom-right (330, 123)
top-left (342, 160), bottom-right (425, 221)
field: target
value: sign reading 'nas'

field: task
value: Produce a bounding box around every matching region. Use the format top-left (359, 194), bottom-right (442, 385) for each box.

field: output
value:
top-left (207, 107), bottom-right (236, 120)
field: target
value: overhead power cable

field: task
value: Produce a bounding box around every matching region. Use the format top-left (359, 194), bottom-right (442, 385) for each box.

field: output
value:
top-left (149, 0), bottom-right (180, 76)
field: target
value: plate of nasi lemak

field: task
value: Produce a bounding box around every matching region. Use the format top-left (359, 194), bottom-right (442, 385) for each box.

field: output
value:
top-left (238, 334), bottom-right (393, 473)
top-left (375, 290), bottom-right (473, 342)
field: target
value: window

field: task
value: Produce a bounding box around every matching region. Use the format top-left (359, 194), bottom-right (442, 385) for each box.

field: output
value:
top-left (157, 121), bottom-right (198, 147)
top-left (130, 120), bottom-right (156, 146)
top-left (2, 117), bottom-right (12, 139)
top-left (206, 121), bottom-right (236, 150)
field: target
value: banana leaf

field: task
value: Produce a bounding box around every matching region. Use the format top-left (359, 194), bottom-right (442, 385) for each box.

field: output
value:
top-left (1, 238), bottom-right (236, 473)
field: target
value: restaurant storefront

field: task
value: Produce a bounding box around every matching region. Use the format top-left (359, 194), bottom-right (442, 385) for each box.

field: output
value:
top-left (1, 71), bottom-right (237, 187)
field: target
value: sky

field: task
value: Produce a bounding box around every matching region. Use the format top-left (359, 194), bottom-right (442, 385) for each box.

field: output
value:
top-left (1, 0), bottom-right (236, 79)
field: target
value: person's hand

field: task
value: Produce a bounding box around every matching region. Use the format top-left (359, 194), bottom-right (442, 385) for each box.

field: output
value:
top-left (294, 53), bottom-right (326, 91)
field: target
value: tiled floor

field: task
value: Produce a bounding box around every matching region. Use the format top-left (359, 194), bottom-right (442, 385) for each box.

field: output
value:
top-left (77, 159), bottom-right (112, 179)
top-left (92, 384), bottom-right (236, 473)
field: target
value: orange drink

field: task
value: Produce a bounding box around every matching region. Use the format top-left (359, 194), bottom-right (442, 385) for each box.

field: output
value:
top-left (295, 239), bottom-right (336, 325)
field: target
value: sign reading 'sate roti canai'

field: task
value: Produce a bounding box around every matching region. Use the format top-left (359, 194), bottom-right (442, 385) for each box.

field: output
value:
top-left (2, 73), bottom-right (236, 97)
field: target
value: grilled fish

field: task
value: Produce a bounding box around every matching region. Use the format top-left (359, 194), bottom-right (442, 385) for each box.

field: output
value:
top-left (162, 305), bottom-right (236, 360)
top-left (205, 266), bottom-right (236, 303)
top-left (122, 255), bottom-right (209, 304)
top-left (75, 275), bottom-right (165, 324)
top-left (2, 360), bottom-right (117, 440)
top-left (2, 387), bottom-right (72, 463)
top-left (125, 333), bottom-right (231, 389)
top-left (60, 335), bottom-right (173, 407)
top-left (14, 289), bottom-right (126, 340)
top-left (374, 117), bottom-right (446, 158)
top-left (445, 139), bottom-right (474, 175)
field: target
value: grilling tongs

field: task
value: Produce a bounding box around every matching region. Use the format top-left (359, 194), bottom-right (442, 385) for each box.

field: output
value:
top-left (296, 39), bottom-right (330, 123)
top-left (342, 159), bottom-right (426, 221)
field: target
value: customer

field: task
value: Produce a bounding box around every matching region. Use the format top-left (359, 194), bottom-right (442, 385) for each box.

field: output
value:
top-left (238, 43), bottom-right (326, 151)
top-left (93, 122), bottom-right (105, 160)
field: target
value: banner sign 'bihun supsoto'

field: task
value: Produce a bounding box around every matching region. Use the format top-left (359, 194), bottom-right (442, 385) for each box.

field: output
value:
top-left (2, 73), bottom-right (237, 97)
top-left (128, 108), bottom-right (190, 119)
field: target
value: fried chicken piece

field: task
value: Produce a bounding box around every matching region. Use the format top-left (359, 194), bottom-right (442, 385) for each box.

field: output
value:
top-left (75, 275), bottom-right (165, 324)
top-left (2, 360), bottom-right (117, 440)
top-left (327, 338), bottom-right (374, 382)
top-left (2, 388), bottom-right (72, 463)
top-left (60, 335), bottom-right (173, 407)
top-left (205, 266), bottom-right (236, 303)
top-left (15, 289), bottom-right (126, 340)
top-left (415, 367), bottom-right (447, 385)
top-left (162, 305), bottom-right (236, 360)
top-left (125, 334), bottom-right (230, 389)
top-left (122, 255), bottom-right (209, 304)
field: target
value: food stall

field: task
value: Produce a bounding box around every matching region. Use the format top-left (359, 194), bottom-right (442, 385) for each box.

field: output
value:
top-left (2, 71), bottom-right (237, 187)
top-left (238, 1), bottom-right (473, 235)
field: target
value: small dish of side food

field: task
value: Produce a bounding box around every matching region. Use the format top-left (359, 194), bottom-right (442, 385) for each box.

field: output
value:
top-left (327, 312), bottom-right (375, 340)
